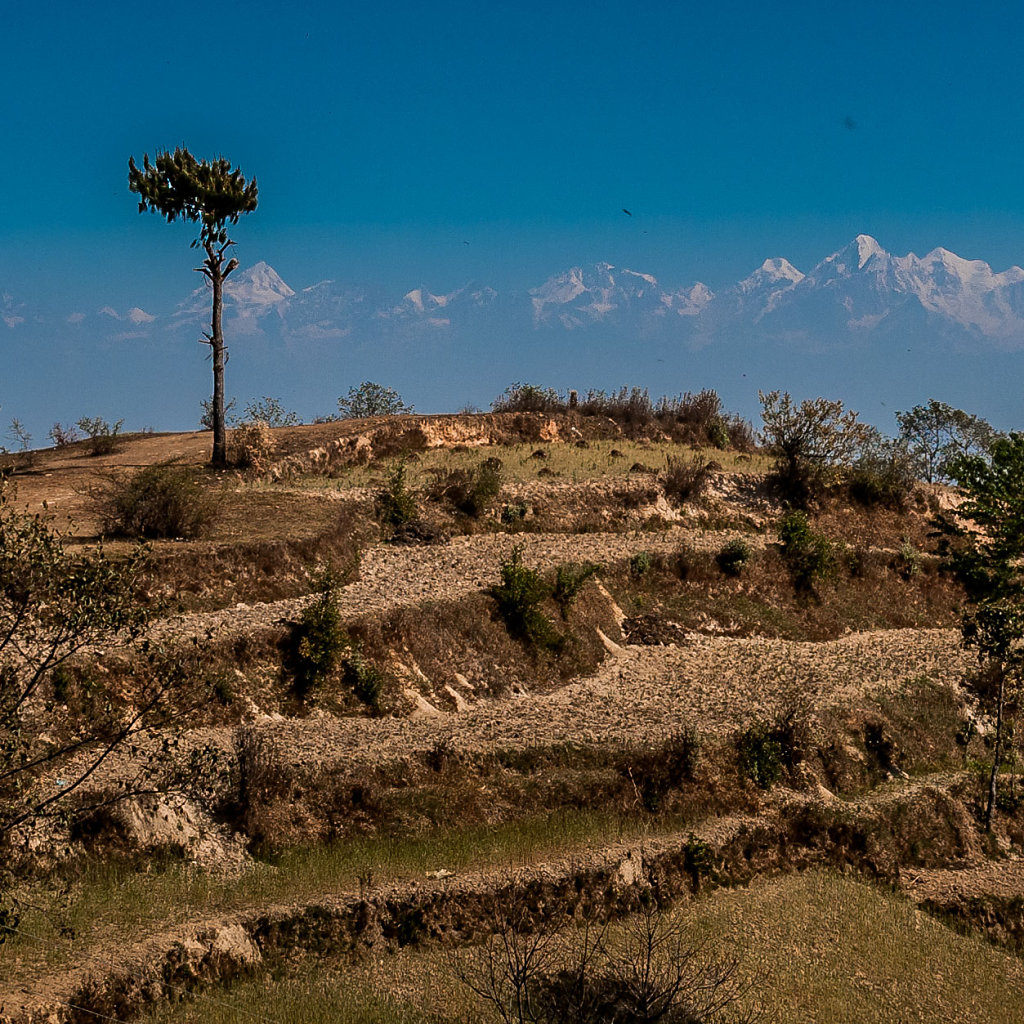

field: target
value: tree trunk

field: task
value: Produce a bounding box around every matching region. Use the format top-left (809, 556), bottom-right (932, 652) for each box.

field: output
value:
top-left (985, 667), bottom-right (1006, 832)
top-left (208, 259), bottom-right (227, 468)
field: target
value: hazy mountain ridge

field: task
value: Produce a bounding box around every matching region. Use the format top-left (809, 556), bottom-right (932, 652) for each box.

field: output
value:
top-left (7, 236), bottom-right (1024, 350)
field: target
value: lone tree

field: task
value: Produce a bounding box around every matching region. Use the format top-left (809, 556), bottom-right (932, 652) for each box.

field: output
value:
top-left (129, 148), bottom-right (258, 466)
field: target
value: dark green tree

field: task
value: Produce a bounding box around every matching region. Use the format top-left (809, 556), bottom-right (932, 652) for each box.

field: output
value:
top-left (940, 433), bottom-right (1024, 830)
top-left (129, 148), bottom-right (258, 467)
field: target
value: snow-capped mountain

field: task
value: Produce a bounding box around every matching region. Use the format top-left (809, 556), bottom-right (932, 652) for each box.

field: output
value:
top-left (6, 235), bottom-right (1024, 443)
top-left (528, 263), bottom-right (711, 329)
top-left (757, 234), bottom-right (1024, 340)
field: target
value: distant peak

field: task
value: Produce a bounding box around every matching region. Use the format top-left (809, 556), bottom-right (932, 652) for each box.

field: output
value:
top-left (758, 257), bottom-right (804, 282)
top-left (853, 234), bottom-right (885, 268)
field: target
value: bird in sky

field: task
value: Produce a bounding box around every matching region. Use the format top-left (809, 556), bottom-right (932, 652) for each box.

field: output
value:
top-left (622, 208), bottom-right (632, 217)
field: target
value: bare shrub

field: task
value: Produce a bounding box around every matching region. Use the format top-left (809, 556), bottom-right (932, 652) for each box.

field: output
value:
top-left (228, 419), bottom-right (275, 471)
top-left (77, 416), bottom-right (124, 456)
top-left (453, 882), bottom-right (767, 1024)
top-left (662, 454), bottom-right (716, 506)
top-left (226, 726), bottom-right (287, 850)
top-left (48, 422), bottom-right (81, 448)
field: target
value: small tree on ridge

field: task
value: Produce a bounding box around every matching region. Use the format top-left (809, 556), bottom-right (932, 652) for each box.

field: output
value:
top-left (129, 147), bottom-right (258, 467)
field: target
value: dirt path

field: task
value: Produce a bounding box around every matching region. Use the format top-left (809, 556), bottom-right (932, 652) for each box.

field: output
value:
top-left (145, 524), bottom-right (757, 644)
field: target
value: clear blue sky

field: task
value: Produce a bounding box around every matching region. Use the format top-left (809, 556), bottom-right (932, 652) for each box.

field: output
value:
top-left (4, 0), bottom-right (1024, 426)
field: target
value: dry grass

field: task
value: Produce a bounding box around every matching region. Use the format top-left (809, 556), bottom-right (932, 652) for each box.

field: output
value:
top-left (286, 440), bottom-right (770, 492)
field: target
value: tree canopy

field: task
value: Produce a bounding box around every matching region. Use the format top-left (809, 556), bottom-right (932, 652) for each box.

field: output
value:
top-left (896, 399), bottom-right (998, 484)
top-left (128, 149), bottom-right (258, 249)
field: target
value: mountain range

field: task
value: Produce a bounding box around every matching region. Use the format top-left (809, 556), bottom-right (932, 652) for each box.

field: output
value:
top-left (4, 235), bottom-right (1024, 437)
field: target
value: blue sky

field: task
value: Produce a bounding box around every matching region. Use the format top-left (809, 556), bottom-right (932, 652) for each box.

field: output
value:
top-left (4, 0), bottom-right (1024, 430)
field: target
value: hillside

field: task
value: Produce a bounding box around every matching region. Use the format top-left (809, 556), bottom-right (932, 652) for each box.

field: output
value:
top-left (1, 412), bottom-right (1022, 1023)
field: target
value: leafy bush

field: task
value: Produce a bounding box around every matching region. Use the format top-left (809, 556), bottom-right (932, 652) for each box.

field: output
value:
top-left (241, 396), bottom-right (300, 427)
top-left (375, 462), bottom-right (418, 532)
top-left (759, 390), bottom-right (872, 506)
top-left (490, 545), bottom-right (562, 650)
top-left (228, 419), bottom-right (275, 472)
top-left (662, 454), bottom-right (716, 505)
top-left (501, 501), bottom-right (529, 525)
top-left (342, 649), bottom-right (384, 710)
top-left (337, 381), bottom-right (413, 419)
top-left (97, 461), bottom-right (216, 539)
top-left (847, 436), bottom-right (917, 509)
top-left (736, 723), bottom-right (784, 789)
top-left (716, 538), bottom-right (751, 577)
top-left (77, 416), bottom-right (124, 456)
top-left (292, 566), bottom-right (348, 696)
top-left (683, 832), bottom-right (715, 892)
top-left (552, 561), bottom-right (601, 618)
top-left (492, 382), bottom-right (562, 413)
top-left (897, 398), bottom-right (999, 483)
top-left (629, 550), bottom-right (653, 578)
top-left (777, 509), bottom-right (838, 591)
top-left (438, 460), bottom-right (503, 518)
top-left (893, 538), bottom-right (922, 580)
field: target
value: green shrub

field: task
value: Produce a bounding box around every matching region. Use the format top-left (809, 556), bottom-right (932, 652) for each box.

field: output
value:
top-left (716, 538), bottom-right (751, 577)
top-left (490, 545), bottom-right (563, 650)
top-left (293, 566), bottom-right (348, 696)
top-left (683, 832), bottom-right (715, 892)
top-left (343, 649), bottom-right (384, 710)
top-left (375, 462), bottom-right (418, 531)
top-left (97, 461), bottom-right (216, 539)
top-left (736, 723), bottom-right (784, 789)
top-left (501, 501), bottom-right (529, 525)
top-left (552, 561), bottom-right (601, 618)
top-left (629, 550), bottom-right (653, 578)
top-left (440, 460), bottom-right (504, 518)
top-left (77, 416), bottom-right (124, 456)
top-left (893, 537), bottom-right (922, 580)
top-left (706, 416), bottom-right (730, 449)
top-left (777, 509), bottom-right (838, 591)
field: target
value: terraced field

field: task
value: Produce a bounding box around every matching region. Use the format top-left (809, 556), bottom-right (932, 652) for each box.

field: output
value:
top-left (1, 413), bottom-right (1021, 1023)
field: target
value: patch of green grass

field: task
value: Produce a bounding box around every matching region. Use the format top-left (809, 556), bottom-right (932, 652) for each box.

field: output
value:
top-left (144, 870), bottom-right (1024, 1024)
top-left (1, 810), bottom-right (674, 974)
top-left (144, 968), bottom-right (440, 1023)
